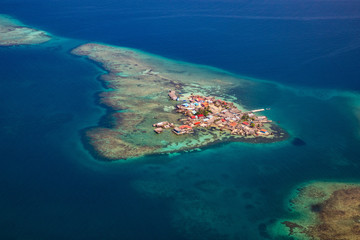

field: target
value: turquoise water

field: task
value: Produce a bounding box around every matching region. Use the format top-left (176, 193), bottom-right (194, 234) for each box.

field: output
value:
top-left (1, 1), bottom-right (360, 239)
top-left (1, 42), bottom-right (359, 239)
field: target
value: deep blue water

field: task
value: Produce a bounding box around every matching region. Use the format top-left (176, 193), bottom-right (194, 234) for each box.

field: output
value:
top-left (1, 0), bottom-right (360, 239)
top-left (3, 0), bottom-right (360, 90)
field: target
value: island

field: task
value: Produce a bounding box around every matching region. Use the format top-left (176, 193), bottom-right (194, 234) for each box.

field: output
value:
top-left (154, 93), bottom-right (272, 137)
top-left (0, 14), bottom-right (51, 46)
top-left (271, 181), bottom-right (360, 240)
top-left (72, 43), bottom-right (287, 160)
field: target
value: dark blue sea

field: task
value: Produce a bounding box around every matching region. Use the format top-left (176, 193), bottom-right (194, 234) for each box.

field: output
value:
top-left (1, 0), bottom-right (360, 239)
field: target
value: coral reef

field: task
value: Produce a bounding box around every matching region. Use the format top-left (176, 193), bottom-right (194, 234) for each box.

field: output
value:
top-left (273, 181), bottom-right (360, 240)
top-left (0, 15), bottom-right (51, 46)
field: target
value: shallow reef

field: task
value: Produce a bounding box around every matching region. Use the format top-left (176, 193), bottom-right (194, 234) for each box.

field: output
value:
top-left (0, 15), bottom-right (51, 46)
top-left (271, 181), bottom-right (360, 240)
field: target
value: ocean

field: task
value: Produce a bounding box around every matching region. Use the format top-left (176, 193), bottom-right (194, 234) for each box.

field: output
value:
top-left (1, 0), bottom-right (360, 239)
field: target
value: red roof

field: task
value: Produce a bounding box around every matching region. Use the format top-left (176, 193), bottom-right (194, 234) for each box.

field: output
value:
top-left (229, 122), bottom-right (237, 127)
top-left (191, 116), bottom-right (196, 119)
top-left (221, 119), bottom-right (226, 122)
top-left (179, 125), bottom-right (192, 129)
top-left (261, 129), bottom-right (268, 132)
top-left (242, 121), bottom-right (249, 125)
top-left (194, 122), bottom-right (201, 125)
top-left (198, 114), bottom-right (204, 118)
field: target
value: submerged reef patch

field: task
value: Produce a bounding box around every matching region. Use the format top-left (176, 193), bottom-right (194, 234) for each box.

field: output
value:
top-left (132, 176), bottom-right (263, 239)
top-left (291, 137), bottom-right (306, 146)
top-left (271, 181), bottom-right (360, 240)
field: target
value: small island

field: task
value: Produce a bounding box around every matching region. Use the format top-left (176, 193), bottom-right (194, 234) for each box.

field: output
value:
top-left (0, 15), bottom-right (51, 46)
top-left (272, 181), bottom-right (360, 240)
top-left (153, 93), bottom-right (272, 137)
top-left (72, 43), bottom-right (287, 160)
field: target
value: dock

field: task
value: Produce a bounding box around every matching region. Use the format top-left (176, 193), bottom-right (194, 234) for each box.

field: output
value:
top-left (251, 109), bottom-right (265, 113)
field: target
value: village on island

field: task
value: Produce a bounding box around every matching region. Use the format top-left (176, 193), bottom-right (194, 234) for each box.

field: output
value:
top-left (153, 90), bottom-right (273, 137)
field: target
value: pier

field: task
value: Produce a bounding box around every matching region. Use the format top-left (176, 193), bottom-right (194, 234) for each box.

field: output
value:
top-left (251, 109), bottom-right (265, 113)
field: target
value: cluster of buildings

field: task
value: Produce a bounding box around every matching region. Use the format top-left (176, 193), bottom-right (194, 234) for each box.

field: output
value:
top-left (152, 121), bottom-right (174, 134)
top-left (153, 91), bottom-right (273, 136)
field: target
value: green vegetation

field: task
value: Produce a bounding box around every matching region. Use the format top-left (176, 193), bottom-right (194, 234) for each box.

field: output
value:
top-left (241, 114), bottom-right (249, 121)
top-left (197, 107), bottom-right (211, 116)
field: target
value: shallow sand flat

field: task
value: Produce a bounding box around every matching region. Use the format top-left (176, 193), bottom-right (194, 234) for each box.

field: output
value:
top-left (0, 15), bottom-right (51, 46)
top-left (271, 181), bottom-right (360, 240)
top-left (72, 43), bottom-right (286, 160)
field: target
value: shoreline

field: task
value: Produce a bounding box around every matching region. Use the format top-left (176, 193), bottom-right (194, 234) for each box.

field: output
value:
top-left (79, 87), bottom-right (290, 162)
top-left (80, 124), bottom-right (289, 162)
